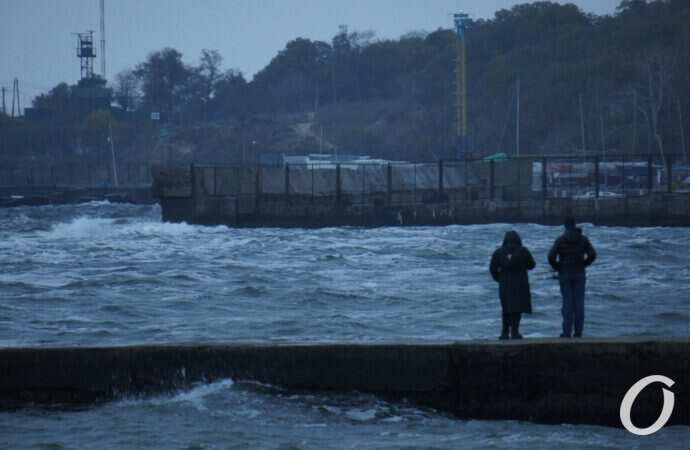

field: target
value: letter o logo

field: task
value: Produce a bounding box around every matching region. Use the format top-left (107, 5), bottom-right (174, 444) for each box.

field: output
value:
top-left (620, 375), bottom-right (675, 435)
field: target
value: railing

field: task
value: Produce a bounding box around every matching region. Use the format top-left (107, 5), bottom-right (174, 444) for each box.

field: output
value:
top-left (197, 154), bottom-right (689, 205)
top-left (0, 162), bottom-right (153, 187)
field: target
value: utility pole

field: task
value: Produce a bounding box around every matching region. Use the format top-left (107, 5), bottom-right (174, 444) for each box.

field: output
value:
top-left (1, 86), bottom-right (6, 114)
top-left (11, 78), bottom-right (20, 117)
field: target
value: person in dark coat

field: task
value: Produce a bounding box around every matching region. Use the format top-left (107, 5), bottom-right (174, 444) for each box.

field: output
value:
top-left (548, 216), bottom-right (596, 338)
top-left (489, 230), bottom-right (536, 340)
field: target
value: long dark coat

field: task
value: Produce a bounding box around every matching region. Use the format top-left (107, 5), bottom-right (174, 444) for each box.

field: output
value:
top-left (489, 231), bottom-right (536, 314)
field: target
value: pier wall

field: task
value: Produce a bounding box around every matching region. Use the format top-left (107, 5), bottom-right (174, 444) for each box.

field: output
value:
top-left (152, 164), bottom-right (690, 226)
top-left (1, 339), bottom-right (688, 427)
top-left (0, 185), bottom-right (154, 207)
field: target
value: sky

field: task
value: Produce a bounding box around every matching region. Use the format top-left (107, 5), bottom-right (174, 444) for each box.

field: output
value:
top-left (1, 0), bottom-right (622, 109)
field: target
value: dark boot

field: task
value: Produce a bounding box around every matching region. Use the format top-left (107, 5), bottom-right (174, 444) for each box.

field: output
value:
top-left (499, 314), bottom-right (509, 340)
top-left (510, 313), bottom-right (523, 339)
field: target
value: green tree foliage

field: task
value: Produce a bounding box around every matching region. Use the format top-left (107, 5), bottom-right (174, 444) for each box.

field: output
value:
top-left (32, 83), bottom-right (72, 115)
top-left (134, 47), bottom-right (193, 114)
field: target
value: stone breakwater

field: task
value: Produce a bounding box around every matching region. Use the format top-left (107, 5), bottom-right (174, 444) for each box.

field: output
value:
top-left (152, 164), bottom-right (690, 227)
top-left (1, 338), bottom-right (688, 427)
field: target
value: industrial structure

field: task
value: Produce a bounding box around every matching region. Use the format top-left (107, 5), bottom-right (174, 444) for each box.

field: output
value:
top-left (454, 11), bottom-right (469, 159)
top-left (76, 31), bottom-right (97, 81)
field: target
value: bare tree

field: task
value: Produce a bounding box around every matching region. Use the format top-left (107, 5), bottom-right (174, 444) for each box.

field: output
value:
top-left (112, 69), bottom-right (140, 112)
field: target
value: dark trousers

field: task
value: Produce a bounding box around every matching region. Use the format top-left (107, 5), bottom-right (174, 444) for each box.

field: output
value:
top-left (501, 312), bottom-right (521, 337)
top-left (559, 272), bottom-right (586, 336)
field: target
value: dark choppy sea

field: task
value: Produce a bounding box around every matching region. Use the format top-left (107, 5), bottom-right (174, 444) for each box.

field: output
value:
top-left (0, 202), bottom-right (688, 449)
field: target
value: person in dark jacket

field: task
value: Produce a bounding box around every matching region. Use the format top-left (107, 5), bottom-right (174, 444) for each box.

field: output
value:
top-left (548, 216), bottom-right (596, 338)
top-left (489, 230), bottom-right (536, 340)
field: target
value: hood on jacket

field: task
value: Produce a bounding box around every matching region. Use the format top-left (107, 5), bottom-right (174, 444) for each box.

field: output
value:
top-left (502, 230), bottom-right (522, 247)
top-left (564, 227), bottom-right (583, 242)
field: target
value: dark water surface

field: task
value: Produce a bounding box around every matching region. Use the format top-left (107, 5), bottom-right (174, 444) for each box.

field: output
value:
top-left (1, 202), bottom-right (688, 448)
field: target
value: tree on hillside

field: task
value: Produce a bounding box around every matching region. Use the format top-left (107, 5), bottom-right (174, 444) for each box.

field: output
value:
top-left (112, 69), bottom-right (140, 112)
top-left (252, 37), bottom-right (332, 113)
top-left (213, 69), bottom-right (248, 118)
top-left (134, 48), bottom-right (193, 115)
top-left (33, 82), bottom-right (72, 113)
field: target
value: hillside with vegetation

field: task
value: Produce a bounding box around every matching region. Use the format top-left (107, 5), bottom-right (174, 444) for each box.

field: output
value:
top-left (1, 0), bottom-right (688, 174)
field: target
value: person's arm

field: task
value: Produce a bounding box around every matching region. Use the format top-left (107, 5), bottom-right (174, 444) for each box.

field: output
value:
top-left (584, 237), bottom-right (596, 266)
top-left (524, 247), bottom-right (536, 271)
top-left (547, 239), bottom-right (560, 271)
top-left (489, 249), bottom-right (501, 282)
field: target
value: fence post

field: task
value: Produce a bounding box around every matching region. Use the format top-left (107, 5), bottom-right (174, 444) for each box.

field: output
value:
top-left (361, 165), bottom-right (365, 206)
top-left (648, 154), bottom-right (653, 194)
top-left (285, 163), bottom-right (290, 203)
top-left (190, 164), bottom-right (196, 201)
top-left (387, 163), bottom-right (392, 206)
top-left (438, 159), bottom-right (444, 200)
top-left (622, 154), bottom-right (626, 195)
top-left (255, 164), bottom-right (261, 215)
top-left (311, 164), bottom-right (315, 204)
top-left (336, 163), bottom-right (341, 205)
top-left (595, 155), bottom-right (600, 198)
top-left (667, 154), bottom-right (673, 193)
top-left (516, 157), bottom-right (521, 205)
top-left (465, 159), bottom-right (469, 202)
top-left (542, 157), bottom-right (547, 199)
top-left (489, 159), bottom-right (495, 200)
top-left (414, 163), bottom-right (417, 203)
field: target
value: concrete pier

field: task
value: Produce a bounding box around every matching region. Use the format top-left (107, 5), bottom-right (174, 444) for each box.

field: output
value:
top-left (152, 164), bottom-right (690, 227)
top-left (0, 185), bottom-right (154, 207)
top-left (1, 338), bottom-right (688, 427)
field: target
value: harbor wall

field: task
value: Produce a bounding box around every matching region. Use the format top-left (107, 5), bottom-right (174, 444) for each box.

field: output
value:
top-left (152, 164), bottom-right (690, 227)
top-left (1, 339), bottom-right (688, 427)
top-left (0, 185), bottom-right (154, 207)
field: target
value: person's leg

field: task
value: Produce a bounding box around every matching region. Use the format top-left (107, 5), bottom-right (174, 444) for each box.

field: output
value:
top-left (511, 313), bottom-right (522, 339)
top-left (573, 274), bottom-right (586, 337)
top-left (560, 274), bottom-right (574, 337)
top-left (500, 313), bottom-right (509, 339)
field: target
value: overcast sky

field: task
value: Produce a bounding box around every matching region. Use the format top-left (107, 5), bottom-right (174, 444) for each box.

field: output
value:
top-left (1, 0), bottom-right (622, 108)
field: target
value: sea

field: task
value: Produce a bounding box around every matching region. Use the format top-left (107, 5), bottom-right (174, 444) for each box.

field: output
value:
top-left (0, 201), bottom-right (688, 449)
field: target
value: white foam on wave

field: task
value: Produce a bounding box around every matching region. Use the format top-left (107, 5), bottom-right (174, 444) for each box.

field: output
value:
top-left (167, 378), bottom-right (235, 409)
top-left (120, 220), bottom-right (201, 238)
top-left (114, 377), bottom-right (236, 410)
top-left (47, 216), bottom-right (117, 239)
top-left (345, 407), bottom-right (378, 422)
top-left (42, 215), bottom-right (209, 245)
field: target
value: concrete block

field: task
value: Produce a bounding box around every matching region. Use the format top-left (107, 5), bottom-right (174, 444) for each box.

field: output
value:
top-left (262, 167), bottom-right (285, 194)
top-left (151, 164), bottom-right (191, 198)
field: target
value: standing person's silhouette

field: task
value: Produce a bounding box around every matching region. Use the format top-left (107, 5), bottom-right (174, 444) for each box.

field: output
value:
top-left (548, 217), bottom-right (596, 338)
top-left (490, 230), bottom-right (536, 340)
